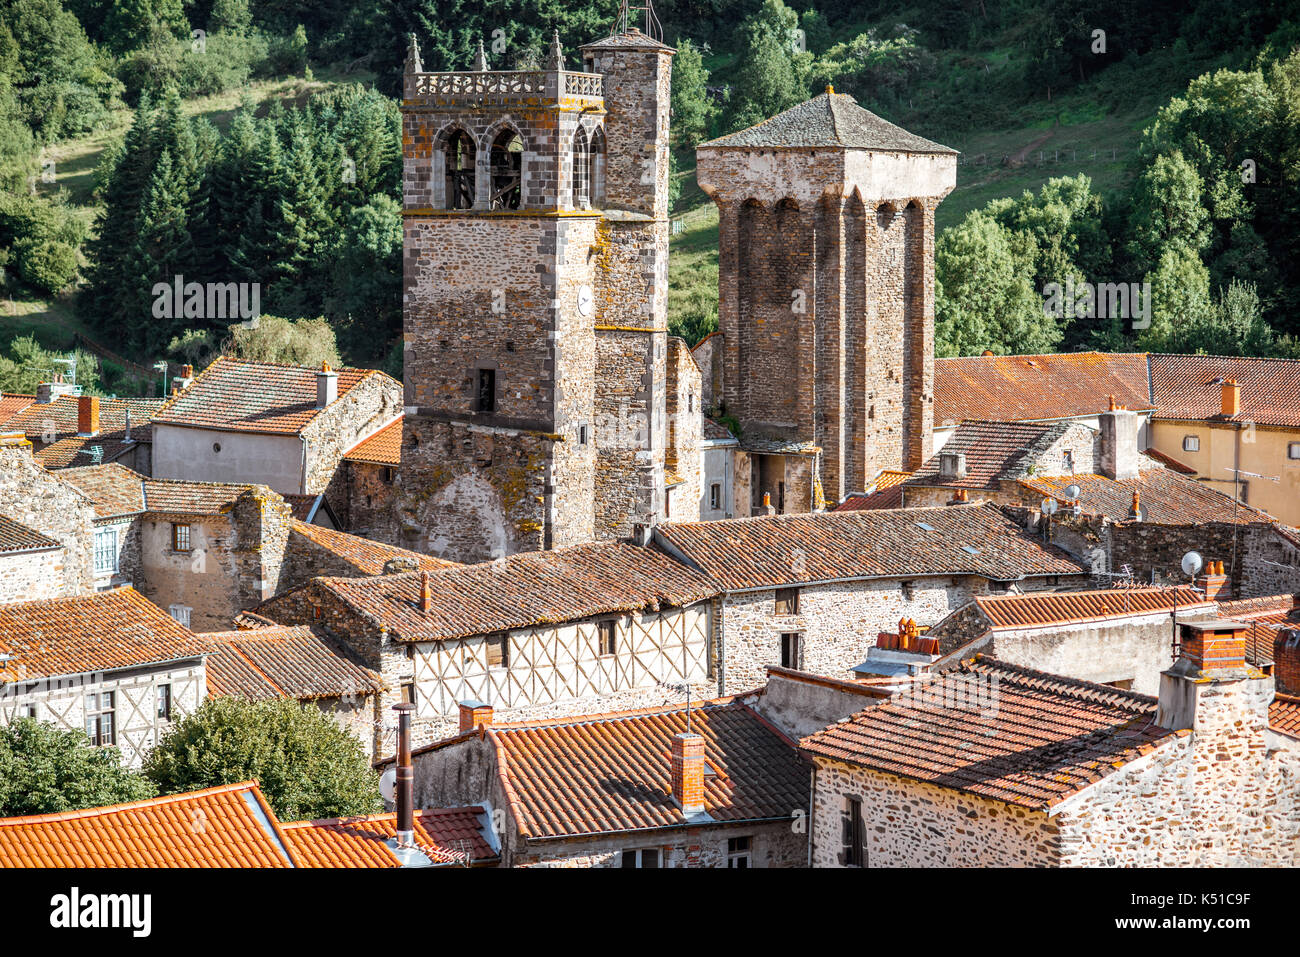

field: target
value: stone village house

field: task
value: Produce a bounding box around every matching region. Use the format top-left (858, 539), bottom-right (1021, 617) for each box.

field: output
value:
top-left (255, 540), bottom-right (719, 751)
top-left (652, 502), bottom-right (1090, 693)
top-left (799, 621), bottom-right (1300, 867)
top-left (381, 696), bottom-right (809, 867)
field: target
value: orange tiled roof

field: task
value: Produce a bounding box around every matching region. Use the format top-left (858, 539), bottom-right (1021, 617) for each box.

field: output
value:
top-left (0, 587), bottom-right (207, 682)
top-left (482, 700), bottom-right (808, 839)
top-left (800, 658), bottom-right (1180, 810)
top-left (343, 416), bottom-right (402, 466)
top-left (1150, 354), bottom-right (1300, 428)
top-left (297, 540), bottom-right (718, 643)
top-left (0, 514), bottom-right (61, 554)
top-left (907, 420), bottom-right (1069, 490)
top-left (973, 586), bottom-right (1212, 631)
top-left (657, 502), bottom-right (1085, 591)
top-left (59, 463), bottom-right (147, 518)
top-left (281, 807), bottom-right (497, 866)
top-left (203, 625), bottom-right (384, 701)
top-left (1270, 693), bottom-right (1300, 738)
top-left (282, 493), bottom-right (322, 522)
top-left (289, 520), bottom-right (456, 575)
top-left (833, 470), bottom-right (912, 511)
top-left (1021, 468), bottom-right (1274, 524)
top-left (0, 396), bottom-right (164, 443)
top-left (142, 478), bottom-right (259, 515)
top-left (1218, 594), bottom-right (1300, 624)
top-left (1142, 447), bottom-right (1196, 474)
top-left (0, 393), bottom-right (34, 421)
top-left (152, 357), bottom-right (389, 435)
top-left (934, 352), bottom-right (1153, 425)
top-left (0, 782), bottom-right (296, 867)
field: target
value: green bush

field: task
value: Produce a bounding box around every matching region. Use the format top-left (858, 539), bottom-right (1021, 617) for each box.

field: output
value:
top-left (0, 718), bottom-right (155, 816)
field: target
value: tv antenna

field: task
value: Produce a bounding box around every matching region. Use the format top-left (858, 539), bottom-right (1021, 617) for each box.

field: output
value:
top-left (610, 0), bottom-right (663, 41)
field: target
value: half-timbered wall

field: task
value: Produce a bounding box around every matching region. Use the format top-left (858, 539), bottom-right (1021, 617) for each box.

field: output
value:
top-left (0, 660), bottom-right (206, 768)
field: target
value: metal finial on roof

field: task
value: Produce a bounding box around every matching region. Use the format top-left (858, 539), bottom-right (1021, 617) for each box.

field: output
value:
top-left (404, 33), bottom-right (423, 74)
top-left (473, 39), bottom-right (489, 71)
top-left (546, 29), bottom-right (564, 71)
top-left (610, 0), bottom-right (663, 41)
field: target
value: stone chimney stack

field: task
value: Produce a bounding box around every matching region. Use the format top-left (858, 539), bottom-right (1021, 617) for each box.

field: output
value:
top-left (76, 395), bottom-right (99, 437)
top-left (458, 700), bottom-right (494, 733)
top-left (939, 451), bottom-right (967, 481)
top-left (670, 731), bottom-right (705, 816)
top-left (1156, 619), bottom-right (1271, 735)
top-left (1099, 406), bottom-right (1140, 480)
top-left (316, 361), bottom-right (338, 409)
top-left (35, 376), bottom-right (77, 405)
top-left (1221, 379), bottom-right (1241, 417)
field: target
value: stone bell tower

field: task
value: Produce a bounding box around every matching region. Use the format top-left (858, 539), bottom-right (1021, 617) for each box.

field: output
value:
top-left (696, 90), bottom-right (956, 510)
top-left (392, 21), bottom-right (673, 563)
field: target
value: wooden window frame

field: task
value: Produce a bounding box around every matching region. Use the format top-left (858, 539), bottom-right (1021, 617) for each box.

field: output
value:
top-left (597, 619), bottom-right (617, 657)
top-left (156, 683), bottom-right (172, 721)
top-left (621, 848), bottom-right (660, 868)
top-left (774, 587), bottom-right (800, 615)
top-left (727, 836), bottom-right (752, 868)
top-left (171, 523), bottom-right (192, 552)
top-left (842, 796), bottom-right (865, 867)
top-left (85, 691), bottom-right (116, 747)
top-left (780, 632), bottom-right (801, 670)
top-left (485, 632), bottom-right (509, 669)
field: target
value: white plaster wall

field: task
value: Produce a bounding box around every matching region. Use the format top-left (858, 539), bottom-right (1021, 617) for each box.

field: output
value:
top-left (152, 425), bottom-right (304, 493)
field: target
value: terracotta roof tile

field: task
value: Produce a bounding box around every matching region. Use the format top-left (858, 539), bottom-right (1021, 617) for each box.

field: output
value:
top-left (0, 514), bottom-right (61, 553)
top-left (0, 393), bottom-right (34, 421)
top-left (833, 470), bottom-right (912, 511)
top-left (1142, 447), bottom-right (1197, 474)
top-left (908, 420), bottom-right (1068, 490)
top-left (1150, 354), bottom-right (1300, 428)
top-left (0, 587), bottom-right (207, 682)
top-left (59, 463), bottom-right (146, 518)
top-left (0, 782), bottom-right (295, 867)
top-left (281, 807), bottom-right (496, 866)
top-left (282, 493), bottom-right (321, 522)
top-left (1020, 468), bottom-right (1274, 524)
top-left (0, 396), bottom-right (164, 442)
top-left (485, 701), bottom-right (808, 839)
top-left (142, 478), bottom-right (259, 515)
top-left (290, 520), bottom-right (456, 575)
top-left (703, 418), bottom-right (737, 442)
top-left (203, 625), bottom-right (384, 701)
top-left (934, 352), bottom-right (1153, 425)
top-left (800, 658), bottom-right (1179, 809)
top-left (152, 357), bottom-right (392, 435)
top-left (343, 417), bottom-right (402, 466)
top-left (300, 541), bottom-right (716, 643)
top-left (1270, 693), bottom-right (1300, 738)
top-left (657, 502), bottom-right (1085, 591)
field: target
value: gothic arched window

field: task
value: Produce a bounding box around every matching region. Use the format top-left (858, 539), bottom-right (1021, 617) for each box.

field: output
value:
top-left (444, 130), bottom-right (476, 210)
top-left (572, 127), bottom-right (590, 209)
top-left (489, 129), bottom-right (523, 210)
top-left (589, 127), bottom-right (606, 206)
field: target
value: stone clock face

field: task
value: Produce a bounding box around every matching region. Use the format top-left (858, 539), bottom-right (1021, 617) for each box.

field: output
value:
top-left (577, 284), bottom-right (595, 317)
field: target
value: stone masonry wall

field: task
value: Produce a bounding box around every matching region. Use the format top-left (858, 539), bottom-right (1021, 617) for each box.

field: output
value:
top-left (303, 376), bottom-right (402, 495)
top-left (809, 755), bottom-right (1061, 866)
top-left (0, 442), bottom-right (97, 597)
top-left (0, 548), bottom-right (65, 602)
top-left (518, 819), bottom-right (806, 868)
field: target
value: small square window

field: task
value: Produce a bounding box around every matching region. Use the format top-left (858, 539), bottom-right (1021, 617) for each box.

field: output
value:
top-left (598, 620), bottom-right (617, 656)
top-left (1183, 435), bottom-right (1200, 452)
top-left (1289, 442), bottom-right (1300, 460)
top-left (168, 604), bottom-right (192, 628)
top-left (727, 836), bottom-right (752, 868)
top-left (622, 848), bottom-right (659, 868)
top-left (382, 466), bottom-right (396, 483)
top-left (710, 484), bottom-right (721, 510)
top-left (172, 523), bottom-right (191, 552)
top-left (774, 587), bottom-right (799, 615)
top-left (486, 633), bottom-right (509, 669)
top-left (578, 424), bottom-right (589, 446)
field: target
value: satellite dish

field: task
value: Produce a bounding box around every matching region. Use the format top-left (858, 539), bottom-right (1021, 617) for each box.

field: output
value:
top-left (1062, 484), bottom-right (1081, 501)
top-left (1041, 497), bottom-right (1059, 516)
top-left (379, 767), bottom-right (396, 804)
top-left (1181, 551), bottom-right (1204, 577)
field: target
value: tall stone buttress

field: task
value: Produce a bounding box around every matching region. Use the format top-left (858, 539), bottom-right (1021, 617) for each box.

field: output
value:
top-left (696, 91), bottom-right (956, 509)
top-left (393, 28), bottom-right (674, 563)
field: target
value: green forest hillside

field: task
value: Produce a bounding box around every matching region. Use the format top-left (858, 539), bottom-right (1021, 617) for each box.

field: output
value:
top-left (2, 0), bottom-right (1299, 395)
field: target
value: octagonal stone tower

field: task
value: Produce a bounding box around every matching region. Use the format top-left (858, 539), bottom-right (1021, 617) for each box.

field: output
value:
top-left (696, 90), bottom-right (956, 509)
top-left (395, 28), bottom-right (674, 562)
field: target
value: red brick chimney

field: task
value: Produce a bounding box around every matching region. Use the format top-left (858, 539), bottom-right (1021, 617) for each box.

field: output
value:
top-left (1221, 379), bottom-right (1241, 417)
top-left (458, 700), bottom-right (493, 733)
top-left (1274, 629), bottom-right (1300, 695)
top-left (77, 395), bottom-right (99, 437)
top-left (1196, 560), bottom-right (1231, 601)
top-left (1178, 620), bottom-right (1248, 674)
top-left (670, 731), bottom-right (705, 816)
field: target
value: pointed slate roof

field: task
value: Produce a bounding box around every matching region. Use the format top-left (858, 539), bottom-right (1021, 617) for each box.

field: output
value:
top-left (700, 91), bottom-right (955, 153)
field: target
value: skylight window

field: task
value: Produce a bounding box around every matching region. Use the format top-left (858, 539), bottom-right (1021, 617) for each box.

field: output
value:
top-left (962, 545), bottom-right (980, 555)
top-left (915, 522), bottom-right (935, 532)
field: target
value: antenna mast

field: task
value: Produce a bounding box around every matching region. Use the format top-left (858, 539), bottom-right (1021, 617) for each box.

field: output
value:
top-left (611, 0), bottom-right (663, 41)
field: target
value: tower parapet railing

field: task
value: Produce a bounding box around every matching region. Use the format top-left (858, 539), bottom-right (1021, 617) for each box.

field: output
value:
top-left (405, 69), bottom-right (604, 103)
